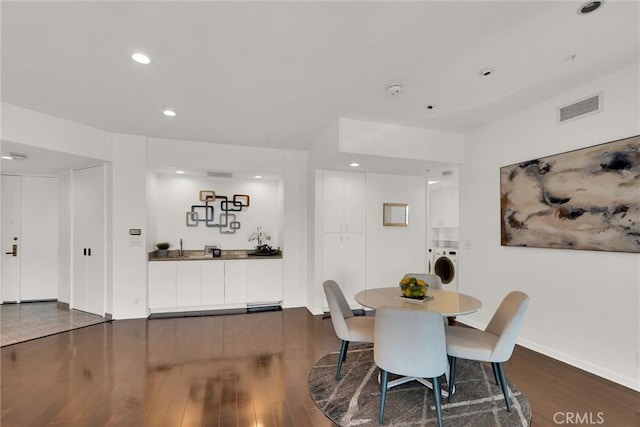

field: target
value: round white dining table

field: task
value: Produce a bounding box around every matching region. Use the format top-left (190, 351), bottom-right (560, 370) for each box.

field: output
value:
top-left (354, 287), bottom-right (482, 396)
top-left (354, 287), bottom-right (482, 316)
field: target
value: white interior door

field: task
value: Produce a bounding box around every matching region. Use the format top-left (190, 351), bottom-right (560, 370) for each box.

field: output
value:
top-left (20, 176), bottom-right (58, 301)
top-left (1, 175), bottom-right (21, 302)
top-left (72, 165), bottom-right (105, 315)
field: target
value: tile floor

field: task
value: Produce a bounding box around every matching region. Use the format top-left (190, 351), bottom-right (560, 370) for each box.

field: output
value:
top-left (0, 301), bottom-right (106, 347)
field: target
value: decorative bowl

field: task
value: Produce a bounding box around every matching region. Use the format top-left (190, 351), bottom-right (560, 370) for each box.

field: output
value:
top-left (399, 276), bottom-right (428, 299)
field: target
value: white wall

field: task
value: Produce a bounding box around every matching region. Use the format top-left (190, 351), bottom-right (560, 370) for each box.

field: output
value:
top-left (58, 170), bottom-right (71, 304)
top-left (111, 134), bottom-right (148, 319)
top-left (1, 103), bottom-right (112, 161)
top-left (339, 117), bottom-right (464, 163)
top-left (282, 149), bottom-right (308, 308)
top-left (365, 173), bottom-right (427, 288)
top-left (147, 137), bottom-right (284, 175)
top-left (154, 174), bottom-right (281, 251)
top-left (460, 63), bottom-right (640, 390)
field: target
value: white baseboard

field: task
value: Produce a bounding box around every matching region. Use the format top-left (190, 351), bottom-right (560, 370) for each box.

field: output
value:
top-left (307, 305), bottom-right (324, 315)
top-left (517, 337), bottom-right (640, 392)
top-left (453, 318), bottom-right (640, 392)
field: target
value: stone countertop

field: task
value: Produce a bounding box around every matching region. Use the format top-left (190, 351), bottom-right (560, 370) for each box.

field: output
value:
top-left (148, 249), bottom-right (282, 261)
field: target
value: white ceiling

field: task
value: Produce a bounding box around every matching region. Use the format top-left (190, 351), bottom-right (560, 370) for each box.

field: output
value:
top-left (0, 140), bottom-right (102, 176)
top-left (1, 1), bottom-right (639, 175)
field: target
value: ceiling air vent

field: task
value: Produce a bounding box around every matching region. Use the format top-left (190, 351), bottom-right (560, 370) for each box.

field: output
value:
top-left (207, 171), bottom-right (233, 178)
top-left (558, 93), bottom-right (602, 124)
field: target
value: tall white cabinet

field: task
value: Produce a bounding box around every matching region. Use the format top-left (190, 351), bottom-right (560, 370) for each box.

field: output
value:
top-left (430, 187), bottom-right (459, 228)
top-left (72, 165), bottom-right (106, 316)
top-left (321, 171), bottom-right (366, 308)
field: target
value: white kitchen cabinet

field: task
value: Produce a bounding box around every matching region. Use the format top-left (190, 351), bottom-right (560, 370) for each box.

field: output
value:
top-left (322, 233), bottom-right (366, 308)
top-left (321, 170), bottom-right (367, 309)
top-left (148, 262), bottom-right (177, 309)
top-left (322, 171), bottom-right (366, 234)
top-left (430, 187), bottom-right (459, 228)
top-left (176, 262), bottom-right (201, 307)
top-left (247, 259), bottom-right (283, 304)
top-left (72, 165), bottom-right (106, 316)
top-left (200, 262), bottom-right (225, 306)
top-left (148, 258), bottom-right (282, 312)
top-left (223, 260), bottom-right (248, 304)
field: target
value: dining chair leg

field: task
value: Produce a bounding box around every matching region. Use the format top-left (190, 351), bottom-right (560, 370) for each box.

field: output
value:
top-left (491, 362), bottom-right (501, 386)
top-left (379, 369), bottom-right (389, 424)
top-left (336, 340), bottom-right (349, 380)
top-left (432, 376), bottom-right (444, 427)
top-left (495, 362), bottom-right (511, 412)
top-left (448, 356), bottom-right (457, 401)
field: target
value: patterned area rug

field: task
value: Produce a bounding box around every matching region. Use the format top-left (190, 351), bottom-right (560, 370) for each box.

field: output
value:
top-left (309, 345), bottom-right (531, 426)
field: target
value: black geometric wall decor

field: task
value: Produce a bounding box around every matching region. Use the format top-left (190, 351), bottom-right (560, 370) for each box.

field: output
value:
top-left (185, 191), bottom-right (250, 234)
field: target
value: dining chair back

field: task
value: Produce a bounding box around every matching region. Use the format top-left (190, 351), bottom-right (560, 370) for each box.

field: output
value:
top-left (374, 306), bottom-right (448, 426)
top-left (485, 290), bottom-right (530, 362)
top-left (323, 280), bottom-right (374, 380)
top-left (446, 291), bottom-right (529, 412)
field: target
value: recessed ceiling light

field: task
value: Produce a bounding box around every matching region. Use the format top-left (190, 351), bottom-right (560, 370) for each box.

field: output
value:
top-left (255, 175), bottom-right (263, 179)
top-left (176, 170), bottom-right (184, 174)
top-left (163, 108), bottom-right (176, 117)
top-left (479, 68), bottom-right (493, 77)
top-left (131, 52), bottom-right (151, 65)
top-left (350, 162), bottom-right (360, 167)
top-left (578, 1), bottom-right (603, 15)
top-left (1, 155), bottom-right (13, 160)
top-left (428, 180), bottom-right (439, 185)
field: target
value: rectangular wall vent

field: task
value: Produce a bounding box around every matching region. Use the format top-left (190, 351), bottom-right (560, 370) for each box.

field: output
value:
top-left (207, 171), bottom-right (233, 178)
top-left (559, 93), bottom-right (602, 124)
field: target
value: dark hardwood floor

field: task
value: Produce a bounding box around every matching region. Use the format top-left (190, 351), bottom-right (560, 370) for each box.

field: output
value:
top-left (1, 308), bottom-right (638, 426)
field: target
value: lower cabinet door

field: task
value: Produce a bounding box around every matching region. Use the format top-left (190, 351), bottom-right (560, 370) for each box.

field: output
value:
top-left (247, 260), bottom-right (283, 304)
top-left (148, 262), bottom-right (177, 309)
top-left (224, 260), bottom-right (247, 304)
top-left (176, 262), bottom-right (201, 307)
top-left (201, 262), bottom-right (225, 305)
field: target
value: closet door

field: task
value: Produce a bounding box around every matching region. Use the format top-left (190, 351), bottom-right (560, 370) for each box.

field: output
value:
top-left (72, 165), bottom-right (105, 315)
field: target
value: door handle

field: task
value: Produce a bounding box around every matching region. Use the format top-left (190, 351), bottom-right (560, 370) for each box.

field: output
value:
top-left (5, 244), bottom-right (17, 256)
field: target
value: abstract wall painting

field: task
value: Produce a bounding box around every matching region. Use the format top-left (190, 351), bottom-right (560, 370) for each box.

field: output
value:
top-left (500, 135), bottom-right (640, 253)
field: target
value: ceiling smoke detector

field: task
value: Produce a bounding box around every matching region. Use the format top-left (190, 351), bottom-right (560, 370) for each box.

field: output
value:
top-left (386, 83), bottom-right (404, 96)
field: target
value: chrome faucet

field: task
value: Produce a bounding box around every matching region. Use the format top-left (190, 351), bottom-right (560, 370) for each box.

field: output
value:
top-left (179, 238), bottom-right (183, 256)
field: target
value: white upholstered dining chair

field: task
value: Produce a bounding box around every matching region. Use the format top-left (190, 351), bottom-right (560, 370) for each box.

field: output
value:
top-left (323, 280), bottom-right (374, 380)
top-left (374, 307), bottom-right (448, 427)
top-left (445, 291), bottom-right (530, 412)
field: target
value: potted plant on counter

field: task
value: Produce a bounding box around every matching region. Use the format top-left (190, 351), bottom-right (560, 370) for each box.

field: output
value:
top-left (156, 242), bottom-right (170, 258)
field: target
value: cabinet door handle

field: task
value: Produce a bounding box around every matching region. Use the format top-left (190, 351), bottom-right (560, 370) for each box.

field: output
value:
top-left (5, 244), bottom-right (17, 256)
top-left (88, 248), bottom-right (91, 256)
top-left (83, 248), bottom-right (87, 256)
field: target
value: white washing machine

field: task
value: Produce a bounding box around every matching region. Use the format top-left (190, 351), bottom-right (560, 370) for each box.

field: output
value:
top-left (431, 248), bottom-right (458, 291)
top-left (427, 248), bottom-right (435, 275)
